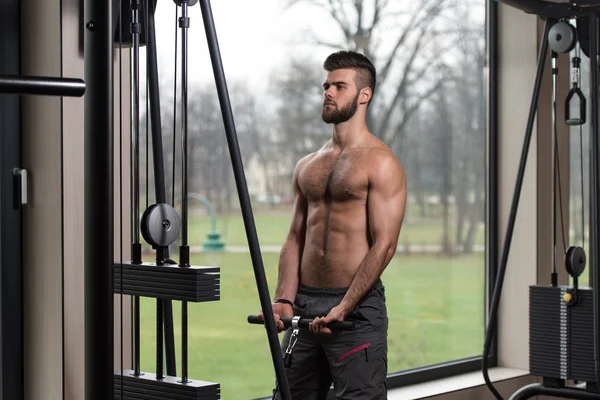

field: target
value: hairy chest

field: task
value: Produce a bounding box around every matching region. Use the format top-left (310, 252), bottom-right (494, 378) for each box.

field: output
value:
top-left (298, 152), bottom-right (369, 202)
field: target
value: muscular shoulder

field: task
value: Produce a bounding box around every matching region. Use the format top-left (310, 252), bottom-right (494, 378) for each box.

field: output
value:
top-left (366, 145), bottom-right (405, 190)
top-left (292, 152), bottom-right (318, 181)
top-left (295, 152), bottom-right (317, 171)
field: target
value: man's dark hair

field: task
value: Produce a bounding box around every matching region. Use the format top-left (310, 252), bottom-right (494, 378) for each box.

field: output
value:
top-left (323, 51), bottom-right (377, 101)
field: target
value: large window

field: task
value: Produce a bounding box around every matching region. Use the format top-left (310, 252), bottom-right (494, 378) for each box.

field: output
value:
top-left (134, 1), bottom-right (490, 398)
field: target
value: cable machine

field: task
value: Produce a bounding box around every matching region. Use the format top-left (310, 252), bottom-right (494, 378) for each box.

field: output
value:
top-left (84, 0), bottom-right (293, 399)
top-left (483, 1), bottom-right (600, 399)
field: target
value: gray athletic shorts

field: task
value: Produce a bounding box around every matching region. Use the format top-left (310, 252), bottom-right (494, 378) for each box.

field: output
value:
top-left (272, 279), bottom-right (388, 400)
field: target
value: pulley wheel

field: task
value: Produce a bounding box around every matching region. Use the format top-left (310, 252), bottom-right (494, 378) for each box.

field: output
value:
top-left (174, 0), bottom-right (199, 6)
top-left (141, 203), bottom-right (181, 248)
top-left (565, 245), bottom-right (586, 278)
top-left (549, 21), bottom-right (577, 54)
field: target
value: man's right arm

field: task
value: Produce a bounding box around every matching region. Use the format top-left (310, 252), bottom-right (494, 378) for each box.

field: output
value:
top-left (273, 157), bottom-right (309, 303)
top-left (259, 157), bottom-right (309, 332)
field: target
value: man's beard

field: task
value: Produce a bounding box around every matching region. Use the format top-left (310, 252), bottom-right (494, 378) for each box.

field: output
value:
top-left (321, 92), bottom-right (359, 124)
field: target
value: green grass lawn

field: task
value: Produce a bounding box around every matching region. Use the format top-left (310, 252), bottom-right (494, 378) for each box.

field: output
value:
top-left (135, 252), bottom-right (486, 400)
top-left (188, 208), bottom-right (486, 248)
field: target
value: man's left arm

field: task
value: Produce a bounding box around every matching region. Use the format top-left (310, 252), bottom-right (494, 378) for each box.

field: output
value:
top-left (311, 153), bottom-right (407, 334)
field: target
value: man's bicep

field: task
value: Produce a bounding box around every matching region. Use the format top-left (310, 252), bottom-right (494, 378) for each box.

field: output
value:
top-left (288, 189), bottom-right (308, 239)
top-left (287, 162), bottom-right (309, 240)
top-left (368, 160), bottom-right (407, 245)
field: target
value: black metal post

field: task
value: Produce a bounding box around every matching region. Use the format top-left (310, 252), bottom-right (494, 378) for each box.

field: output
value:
top-left (0, 75), bottom-right (85, 96)
top-left (84, 1), bottom-right (114, 399)
top-left (589, 11), bottom-right (600, 390)
top-left (482, 18), bottom-right (552, 400)
top-left (198, 1), bottom-right (292, 399)
top-left (146, 0), bottom-right (167, 205)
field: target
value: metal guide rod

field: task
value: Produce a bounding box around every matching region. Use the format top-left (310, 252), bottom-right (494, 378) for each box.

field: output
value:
top-left (198, 1), bottom-right (292, 399)
top-left (131, 0), bottom-right (141, 247)
top-left (551, 51), bottom-right (558, 286)
top-left (0, 75), bottom-right (85, 97)
top-left (181, 0), bottom-right (190, 253)
top-left (83, 0), bottom-right (114, 398)
top-left (130, 0), bottom-right (142, 377)
top-left (178, 0), bottom-right (191, 384)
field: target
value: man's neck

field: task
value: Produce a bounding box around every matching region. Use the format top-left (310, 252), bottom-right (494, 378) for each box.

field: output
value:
top-left (331, 119), bottom-right (368, 149)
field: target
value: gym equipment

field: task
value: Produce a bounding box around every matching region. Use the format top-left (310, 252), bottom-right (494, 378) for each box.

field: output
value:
top-left (566, 55), bottom-right (586, 125)
top-left (247, 315), bottom-right (356, 331)
top-left (84, 2), bottom-right (113, 398)
top-left (483, 1), bottom-right (600, 399)
top-left (111, 0), bottom-right (224, 398)
top-left (140, 203), bottom-right (181, 248)
top-left (84, 0), bottom-right (292, 398)
top-left (248, 315), bottom-right (355, 399)
top-left (0, 75), bottom-right (85, 97)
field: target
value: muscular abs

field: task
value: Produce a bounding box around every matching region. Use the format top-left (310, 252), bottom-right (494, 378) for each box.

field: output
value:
top-left (298, 148), bottom-right (371, 288)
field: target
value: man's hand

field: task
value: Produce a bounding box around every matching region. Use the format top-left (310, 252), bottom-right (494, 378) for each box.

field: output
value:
top-left (309, 304), bottom-right (348, 335)
top-left (258, 302), bottom-right (294, 333)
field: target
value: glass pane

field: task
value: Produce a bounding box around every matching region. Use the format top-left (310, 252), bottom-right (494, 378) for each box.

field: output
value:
top-left (134, 1), bottom-right (488, 398)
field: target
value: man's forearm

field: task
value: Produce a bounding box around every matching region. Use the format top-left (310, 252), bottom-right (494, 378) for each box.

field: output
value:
top-left (339, 241), bottom-right (393, 315)
top-left (274, 237), bottom-right (302, 301)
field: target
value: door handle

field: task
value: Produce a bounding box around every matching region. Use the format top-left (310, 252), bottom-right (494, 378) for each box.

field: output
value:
top-left (13, 168), bottom-right (27, 207)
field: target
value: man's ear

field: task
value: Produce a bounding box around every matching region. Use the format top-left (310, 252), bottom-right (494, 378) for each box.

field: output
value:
top-left (360, 87), bottom-right (372, 105)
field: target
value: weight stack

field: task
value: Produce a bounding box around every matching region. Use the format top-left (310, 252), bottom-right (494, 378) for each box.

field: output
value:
top-left (529, 285), bottom-right (596, 385)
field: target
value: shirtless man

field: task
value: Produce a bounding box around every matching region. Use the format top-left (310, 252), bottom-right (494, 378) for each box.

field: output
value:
top-left (261, 50), bottom-right (406, 399)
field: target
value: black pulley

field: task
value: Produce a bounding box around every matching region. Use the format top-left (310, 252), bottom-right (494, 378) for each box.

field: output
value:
top-left (549, 20), bottom-right (577, 54)
top-left (174, 0), bottom-right (199, 6)
top-left (565, 245), bottom-right (586, 278)
top-left (141, 203), bottom-right (181, 248)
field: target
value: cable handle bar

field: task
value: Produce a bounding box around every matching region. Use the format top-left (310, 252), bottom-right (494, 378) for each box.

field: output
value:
top-left (247, 315), bottom-right (355, 331)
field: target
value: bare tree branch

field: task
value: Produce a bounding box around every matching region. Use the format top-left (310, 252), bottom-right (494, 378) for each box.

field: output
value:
top-left (378, 0), bottom-right (449, 83)
top-left (376, 26), bottom-right (429, 138)
top-left (356, 0), bottom-right (364, 34)
top-left (305, 32), bottom-right (346, 50)
top-left (387, 77), bottom-right (445, 145)
top-left (328, 0), bottom-right (353, 42)
top-left (284, 0), bottom-right (322, 10)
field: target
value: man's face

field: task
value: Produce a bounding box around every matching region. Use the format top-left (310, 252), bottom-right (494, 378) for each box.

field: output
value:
top-left (321, 69), bottom-right (360, 124)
